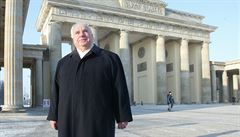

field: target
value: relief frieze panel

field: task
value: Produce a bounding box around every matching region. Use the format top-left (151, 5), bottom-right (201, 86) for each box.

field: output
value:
top-left (52, 7), bottom-right (209, 38)
top-left (124, 0), bottom-right (165, 15)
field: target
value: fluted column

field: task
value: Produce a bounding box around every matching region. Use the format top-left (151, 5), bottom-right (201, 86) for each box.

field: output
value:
top-left (42, 60), bottom-right (51, 106)
top-left (89, 25), bottom-right (98, 45)
top-left (39, 33), bottom-right (50, 105)
top-left (35, 58), bottom-right (43, 106)
top-left (237, 68), bottom-right (240, 101)
top-left (201, 41), bottom-right (211, 103)
top-left (211, 68), bottom-right (217, 103)
top-left (180, 38), bottom-right (191, 103)
top-left (119, 30), bottom-right (133, 103)
top-left (0, 68), bottom-right (3, 105)
top-left (238, 70), bottom-right (240, 101)
top-left (47, 22), bottom-right (62, 84)
top-left (222, 70), bottom-right (229, 102)
top-left (3, 0), bottom-right (24, 111)
top-left (156, 35), bottom-right (166, 104)
top-left (232, 75), bottom-right (238, 99)
top-left (31, 65), bottom-right (36, 106)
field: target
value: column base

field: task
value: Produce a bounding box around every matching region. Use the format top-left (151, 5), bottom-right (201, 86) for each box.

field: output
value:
top-left (0, 105), bottom-right (25, 112)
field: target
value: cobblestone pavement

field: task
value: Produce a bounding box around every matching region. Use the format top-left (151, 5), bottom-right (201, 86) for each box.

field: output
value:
top-left (0, 104), bottom-right (239, 137)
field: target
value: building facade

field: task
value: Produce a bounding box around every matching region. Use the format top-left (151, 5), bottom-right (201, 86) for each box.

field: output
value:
top-left (1, 0), bottom-right (239, 111)
top-left (211, 60), bottom-right (240, 103)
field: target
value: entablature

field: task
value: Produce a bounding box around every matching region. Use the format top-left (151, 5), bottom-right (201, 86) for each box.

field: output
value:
top-left (36, 0), bottom-right (216, 43)
top-left (23, 44), bottom-right (48, 60)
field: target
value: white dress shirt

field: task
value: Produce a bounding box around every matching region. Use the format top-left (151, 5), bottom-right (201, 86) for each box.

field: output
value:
top-left (76, 44), bottom-right (94, 59)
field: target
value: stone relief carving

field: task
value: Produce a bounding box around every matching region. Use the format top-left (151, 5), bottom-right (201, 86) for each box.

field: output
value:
top-left (138, 47), bottom-right (145, 58)
top-left (137, 62), bottom-right (147, 72)
top-left (124, 0), bottom-right (164, 15)
top-left (52, 7), bottom-right (209, 38)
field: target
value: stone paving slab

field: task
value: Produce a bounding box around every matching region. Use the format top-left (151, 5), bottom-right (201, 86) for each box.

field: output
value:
top-left (0, 104), bottom-right (239, 137)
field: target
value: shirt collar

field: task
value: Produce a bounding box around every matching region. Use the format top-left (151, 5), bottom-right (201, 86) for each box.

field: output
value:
top-left (76, 44), bottom-right (94, 59)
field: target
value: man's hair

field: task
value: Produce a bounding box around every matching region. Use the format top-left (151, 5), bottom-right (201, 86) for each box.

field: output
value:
top-left (70, 23), bottom-right (93, 38)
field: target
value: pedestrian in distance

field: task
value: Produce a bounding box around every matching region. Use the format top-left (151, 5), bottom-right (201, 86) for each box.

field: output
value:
top-left (232, 96), bottom-right (236, 105)
top-left (167, 91), bottom-right (174, 111)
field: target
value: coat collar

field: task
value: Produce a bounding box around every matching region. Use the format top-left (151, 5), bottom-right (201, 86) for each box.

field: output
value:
top-left (90, 44), bottom-right (101, 55)
top-left (70, 44), bottom-right (101, 62)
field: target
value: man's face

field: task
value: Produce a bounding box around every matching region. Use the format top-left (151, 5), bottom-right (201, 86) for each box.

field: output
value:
top-left (72, 25), bottom-right (93, 50)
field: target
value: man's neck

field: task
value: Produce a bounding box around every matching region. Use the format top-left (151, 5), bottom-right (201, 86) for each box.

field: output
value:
top-left (77, 46), bottom-right (91, 52)
top-left (76, 44), bottom-right (94, 58)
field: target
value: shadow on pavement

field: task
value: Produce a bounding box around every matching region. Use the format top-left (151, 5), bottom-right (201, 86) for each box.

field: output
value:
top-left (197, 130), bottom-right (240, 137)
top-left (131, 103), bottom-right (238, 115)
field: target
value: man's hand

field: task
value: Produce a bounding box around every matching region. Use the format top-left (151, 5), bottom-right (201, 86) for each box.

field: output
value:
top-left (117, 122), bottom-right (128, 129)
top-left (50, 120), bottom-right (58, 130)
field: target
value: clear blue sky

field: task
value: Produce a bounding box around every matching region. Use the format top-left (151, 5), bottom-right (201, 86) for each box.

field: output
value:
top-left (23, 0), bottom-right (240, 62)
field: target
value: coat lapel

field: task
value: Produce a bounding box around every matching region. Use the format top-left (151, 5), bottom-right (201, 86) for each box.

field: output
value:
top-left (71, 50), bottom-right (81, 63)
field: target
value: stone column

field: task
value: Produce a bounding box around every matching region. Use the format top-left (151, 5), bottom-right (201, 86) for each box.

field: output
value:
top-left (119, 30), bottom-right (133, 103)
top-left (222, 70), bottom-right (229, 102)
top-left (35, 58), bottom-right (43, 106)
top-left (232, 75), bottom-right (238, 99)
top-left (41, 35), bottom-right (51, 107)
top-left (201, 41), bottom-right (212, 103)
top-left (0, 68), bottom-right (3, 105)
top-left (211, 68), bottom-right (217, 103)
top-left (180, 38), bottom-right (191, 103)
top-left (89, 25), bottom-right (98, 45)
top-left (42, 60), bottom-right (51, 107)
top-left (238, 70), bottom-right (240, 101)
top-left (3, 0), bottom-right (24, 111)
top-left (31, 65), bottom-right (36, 107)
top-left (156, 35), bottom-right (166, 104)
top-left (47, 22), bottom-right (62, 84)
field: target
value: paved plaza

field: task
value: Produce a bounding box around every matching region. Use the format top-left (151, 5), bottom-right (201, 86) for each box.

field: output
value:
top-left (0, 104), bottom-right (239, 137)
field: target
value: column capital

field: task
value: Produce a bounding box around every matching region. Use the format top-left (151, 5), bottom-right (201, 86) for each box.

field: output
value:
top-left (89, 25), bottom-right (98, 28)
top-left (202, 41), bottom-right (210, 49)
top-left (155, 34), bottom-right (165, 39)
top-left (223, 70), bottom-right (228, 76)
top-left (157, 34), bottom-right (165, 37)
top-left (119, 29), bottom-right (129, 33)
top-left (202, 40), bottom-right (211, 44)
top-left (48, 21), bottom-right (62, 26)
top-left (181, 37), bottom-right (189, 42)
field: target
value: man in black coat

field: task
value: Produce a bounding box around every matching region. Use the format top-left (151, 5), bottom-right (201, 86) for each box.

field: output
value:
top-left (47, 23), bottom-right (133, 137)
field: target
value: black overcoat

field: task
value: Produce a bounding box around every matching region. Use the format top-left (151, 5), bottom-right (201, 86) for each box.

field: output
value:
top-left (47, 45), bottom-right (133, 137)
